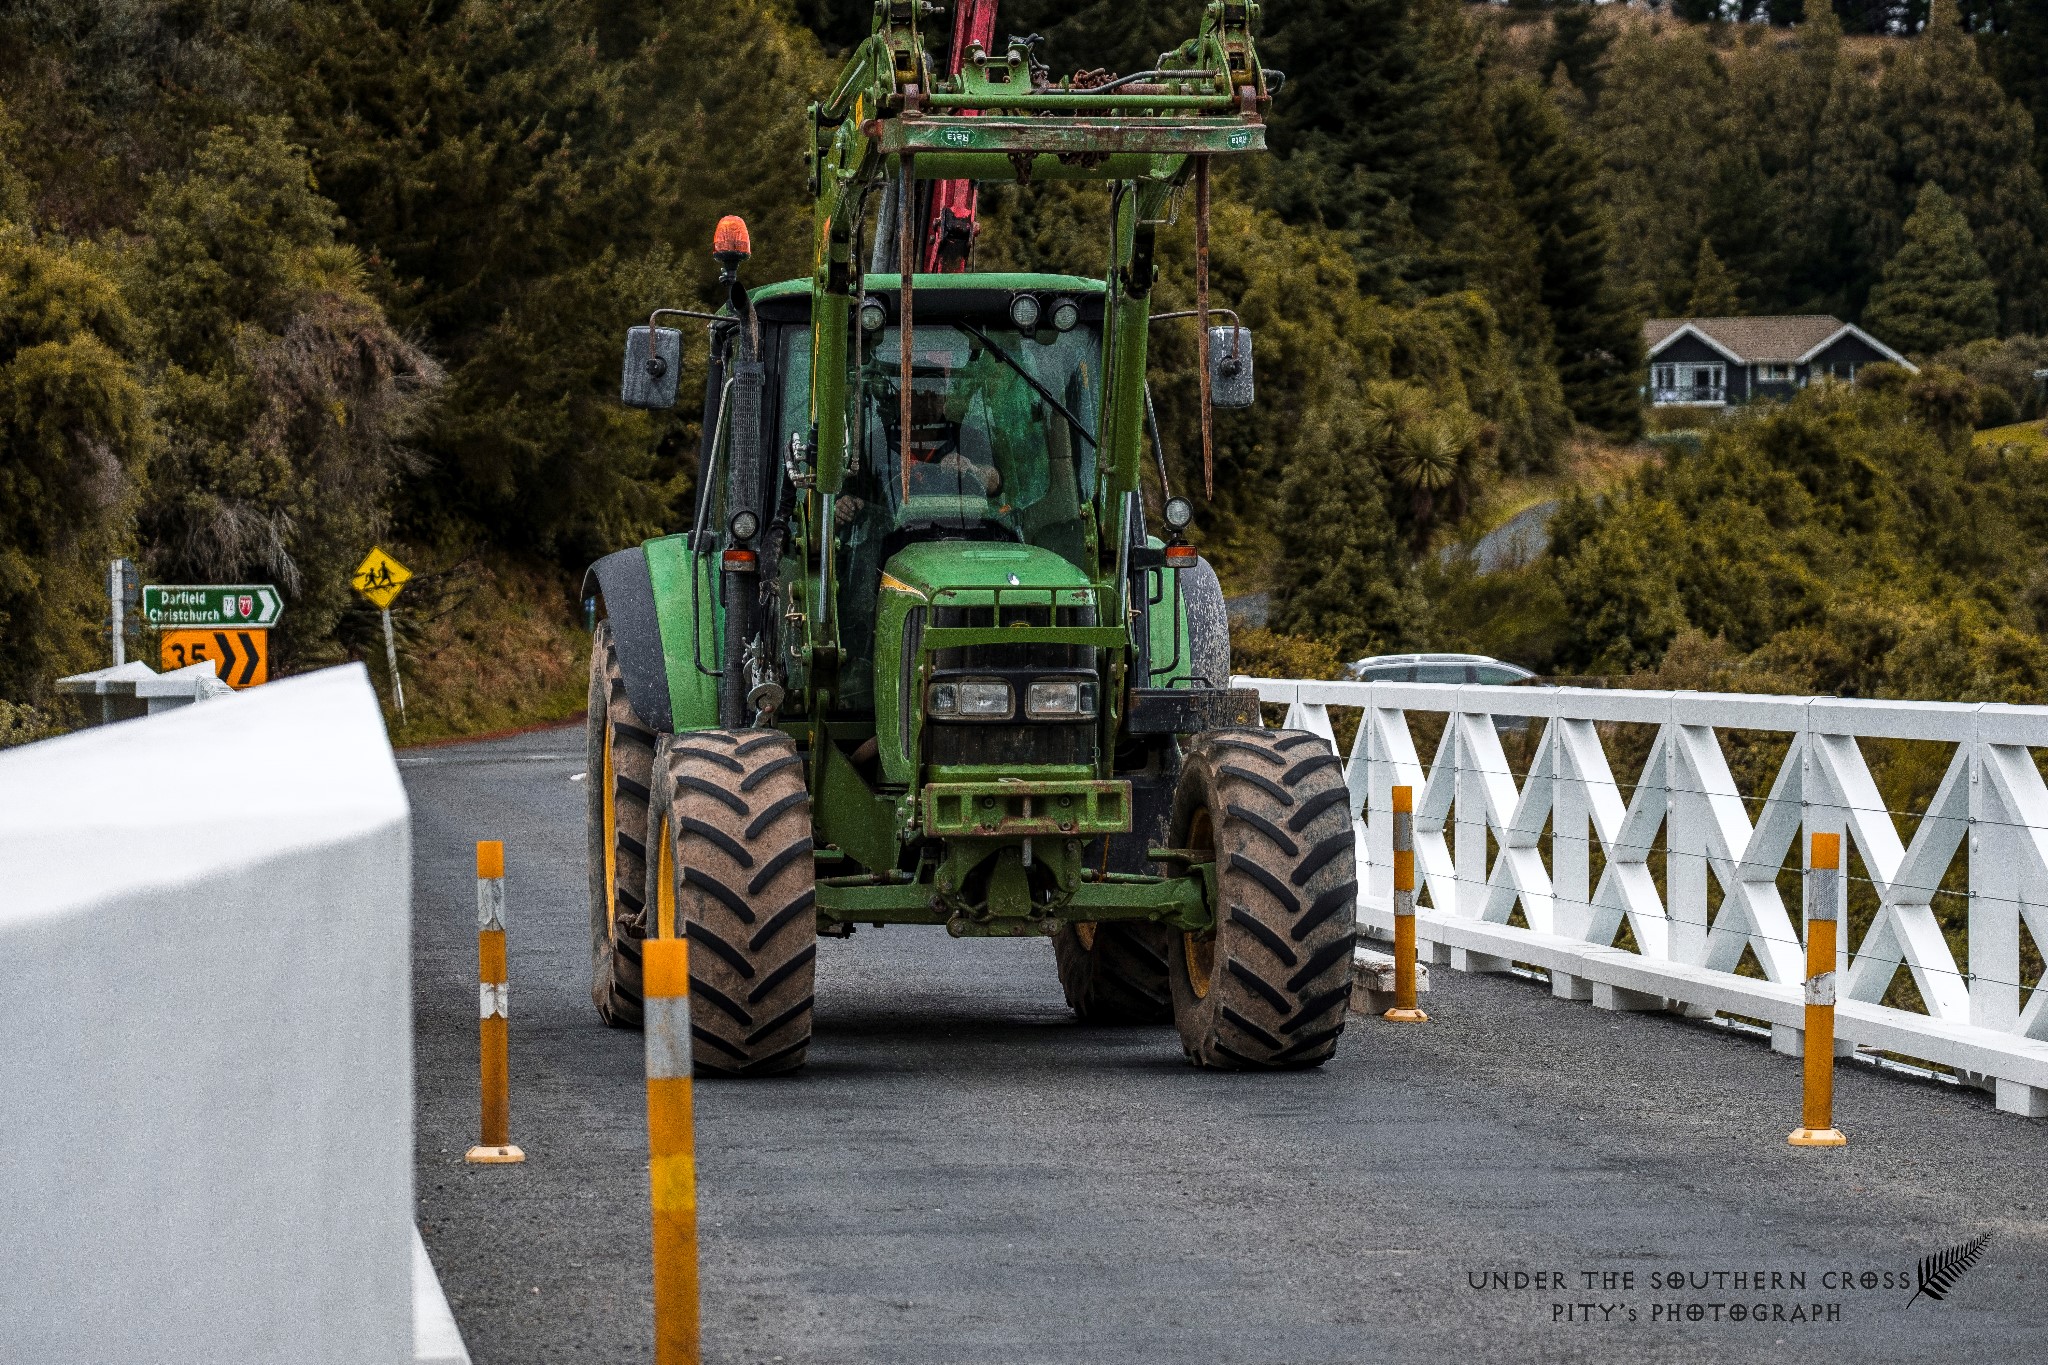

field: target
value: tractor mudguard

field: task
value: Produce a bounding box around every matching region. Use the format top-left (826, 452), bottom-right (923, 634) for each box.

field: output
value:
top-left (584, 536), bottom-right (723, 734)
top-left (584, 546), bottom-right (674, 733)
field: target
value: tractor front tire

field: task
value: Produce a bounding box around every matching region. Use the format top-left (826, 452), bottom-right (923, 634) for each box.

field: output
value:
top-left (1052, 922), bottom-right (1173, 1024)
top-left (1166, 728), bottom-right (1357, 1069)
top-left (587, 621), bottom-right (655, 1028)
top-left (644, 729), bottom-right (817, 1076)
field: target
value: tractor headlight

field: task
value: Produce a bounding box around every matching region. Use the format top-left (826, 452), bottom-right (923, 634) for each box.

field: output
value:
top-left (929, 678), bottom-right (1012, 719)
top-left (1025, 679), bottom-right (1096, 719)
top-left (1048, 297), bottom-right (1081, 332)
top-left (1009, 294), bottom-right (1041, 331)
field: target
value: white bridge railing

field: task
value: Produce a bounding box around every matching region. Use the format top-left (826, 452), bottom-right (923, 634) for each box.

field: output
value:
top-left (1236, 677), bottom-right (2048, 1118)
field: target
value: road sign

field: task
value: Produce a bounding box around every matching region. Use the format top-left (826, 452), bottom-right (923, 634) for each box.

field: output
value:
top-left (352, 547), bottom-right (412, 608)
top-left (161, 628), bottom-right (269, 688)
top-left (142, 584), bottom-right (282, 629)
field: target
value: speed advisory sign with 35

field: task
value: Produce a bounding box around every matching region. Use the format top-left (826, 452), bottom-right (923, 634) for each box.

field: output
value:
top-left (161, 629), bottom-right (268, 687)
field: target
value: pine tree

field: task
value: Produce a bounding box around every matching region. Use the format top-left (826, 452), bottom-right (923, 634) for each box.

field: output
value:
top-left (1865, 183), bottom-right (2000, 356)
top-left (1593, 24), bottom-right (1733, 314)
top-left (1492, 76), bottom-right (1644, 437)
top-left (1269, 383), bottom-right (1421, 661)
top-left (1542, 2), bottom-right (1614, 103)
top-left (1879, 0), bottom-right (2048, 333)
top-left (1686, 239), bottom-right (1742, 315)
top-left (1262, 0), bottom-right (1470, 295)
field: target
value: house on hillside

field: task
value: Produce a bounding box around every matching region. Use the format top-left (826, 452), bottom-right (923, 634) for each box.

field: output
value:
top-left (1643, 316), bottom-right (1916, 408)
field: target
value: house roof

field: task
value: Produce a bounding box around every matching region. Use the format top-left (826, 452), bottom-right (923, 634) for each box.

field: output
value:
top-left (1644, 316), bottom-right (1854, 363)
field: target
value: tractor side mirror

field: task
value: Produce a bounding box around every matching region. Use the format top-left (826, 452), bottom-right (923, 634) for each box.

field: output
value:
top-left (621, 325), bottom-right (683, 410)
top-left (1209, 326), bottom-right (1254, 409)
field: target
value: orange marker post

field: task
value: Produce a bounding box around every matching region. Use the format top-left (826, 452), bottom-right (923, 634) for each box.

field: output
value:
top-left (466, 840), bottom-right (524, 1164)
top-left (644, 937), bottom-right (701, 1364)
top-left (1789, 832), bottom-right (1847, 1147)
top-left (1385, 784), bottom-right (1428, 1023)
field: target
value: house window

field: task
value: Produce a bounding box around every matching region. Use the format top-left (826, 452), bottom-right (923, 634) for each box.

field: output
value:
top-left (1761, 363), bottom-right (1791, 382)
top-left (1651, 362), bottom-right (1725, 403)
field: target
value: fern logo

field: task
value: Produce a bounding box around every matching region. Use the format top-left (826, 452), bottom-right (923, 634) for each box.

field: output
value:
top-left (1908, 1232), bottom-right (1994, 1306)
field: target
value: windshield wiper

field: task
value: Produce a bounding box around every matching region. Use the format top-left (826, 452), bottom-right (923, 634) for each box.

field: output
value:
top-left (956, 321), bottom-right (1098, 449)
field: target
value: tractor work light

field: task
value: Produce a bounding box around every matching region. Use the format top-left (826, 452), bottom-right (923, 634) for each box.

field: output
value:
top-left (1025, 679), bottom-right (1097, 720)
top-left (1049, 297), bottom-right (1081, 332)
top-left (1009, 293), bottom-right (1041, 331)
top-left (728, 509), bottom-right (760, 542)
top-left (860, 297), bottom-right (887, 333)
top-left (928, 679), bottom-right (1013, 719)
top-left (1163, 496), bottom-right (1195, 531)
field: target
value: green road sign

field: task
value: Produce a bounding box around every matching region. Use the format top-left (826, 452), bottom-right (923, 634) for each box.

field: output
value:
top-left (141, 584), bottom-right (283, 629)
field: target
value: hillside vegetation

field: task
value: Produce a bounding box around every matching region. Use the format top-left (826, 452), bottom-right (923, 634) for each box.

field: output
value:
top-left (3, 0), bottom-right (2047, 733)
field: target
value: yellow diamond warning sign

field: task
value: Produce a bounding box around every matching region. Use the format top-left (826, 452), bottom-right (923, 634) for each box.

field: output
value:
top-left (352, 547), bottom-right (412, 609)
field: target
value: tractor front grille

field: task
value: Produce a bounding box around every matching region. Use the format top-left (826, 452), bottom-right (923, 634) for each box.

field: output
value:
top-left (926, 720), bottom-right (1092, 767)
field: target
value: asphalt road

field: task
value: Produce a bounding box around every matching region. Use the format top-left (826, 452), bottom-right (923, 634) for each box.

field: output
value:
top-left (407, 728), bottom-right (2048, 1365)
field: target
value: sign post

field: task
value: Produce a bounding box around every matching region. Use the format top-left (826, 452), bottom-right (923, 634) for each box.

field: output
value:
top-left (352, 547), bottom-right (413, 726)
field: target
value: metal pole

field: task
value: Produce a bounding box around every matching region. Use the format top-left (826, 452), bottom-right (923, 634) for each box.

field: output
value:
top-left (109, 559), bottom-right (125, 667)
top-left (467, 841), bottom-right (524, 1164)
top-left (644, 935), bottom-right (701, 1364)
top-left (381, 606), bottom-right (407, 726)
top-left (1385, 784), bottom-right (1428, 1022)
top-left (1790, 832), bottom-right (1847, 1147)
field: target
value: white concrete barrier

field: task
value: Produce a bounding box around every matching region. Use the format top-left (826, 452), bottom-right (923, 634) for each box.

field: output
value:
top-left (0, 664), bottom-right (418, 1363)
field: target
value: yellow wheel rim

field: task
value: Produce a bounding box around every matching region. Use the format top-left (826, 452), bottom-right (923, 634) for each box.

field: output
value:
top-left (1183, 806), bottom-right (1216, 999)
top-left (601, 720), bottom-right (618, 937)
top-left (655, 812), bottom-right (676, 941)
top-left (1184, 932), bottom-right (1215, 999)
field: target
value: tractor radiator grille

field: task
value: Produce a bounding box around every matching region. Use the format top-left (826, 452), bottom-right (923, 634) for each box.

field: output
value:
top-left (927, 721), bottom-right (1092, 768)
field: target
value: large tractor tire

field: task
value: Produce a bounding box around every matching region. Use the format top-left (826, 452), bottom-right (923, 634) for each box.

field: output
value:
top-left (644, 728), bottom-right (817, 1076)
top-left (1165, 728), bottom-right (1357, 1069)
top-left (1052, 921), bottom-right (1173, 1024)
top-left (587, 621), bottom-right (655, 1027)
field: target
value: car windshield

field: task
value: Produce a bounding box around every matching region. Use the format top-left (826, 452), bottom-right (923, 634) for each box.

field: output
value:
top-left (842, 324), bottom-right (1099, 561)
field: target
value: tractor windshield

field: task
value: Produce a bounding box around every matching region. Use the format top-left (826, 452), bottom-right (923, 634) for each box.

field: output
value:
top-left (844, 324), bottom-right (1099, 565)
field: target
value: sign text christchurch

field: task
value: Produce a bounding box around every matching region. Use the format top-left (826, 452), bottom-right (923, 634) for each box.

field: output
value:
top-left (141, 585), bottom-right (283, 629)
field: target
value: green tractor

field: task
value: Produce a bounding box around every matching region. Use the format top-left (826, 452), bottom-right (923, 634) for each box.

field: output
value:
top-left (582, 2), bottom-right (1355, 1074)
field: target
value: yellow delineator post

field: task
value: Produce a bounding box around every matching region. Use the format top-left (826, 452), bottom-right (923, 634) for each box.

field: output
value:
top-left (643, 935), bottom-right (701, 1364)
top-left (466, 841), bottom-right (525, 1164)
top-left (1789, 832), bottom-right (1848, 1148)
top-left (1384, 784), bottom-right (1429, 1023)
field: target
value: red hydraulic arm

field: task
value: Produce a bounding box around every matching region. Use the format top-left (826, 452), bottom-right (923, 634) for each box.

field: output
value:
top-left (921, 0), bottom-right (999, 272)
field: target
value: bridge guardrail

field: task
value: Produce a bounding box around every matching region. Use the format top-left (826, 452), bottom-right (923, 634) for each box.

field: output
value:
top-left (1236, 676), bottom-right (2048, 1118)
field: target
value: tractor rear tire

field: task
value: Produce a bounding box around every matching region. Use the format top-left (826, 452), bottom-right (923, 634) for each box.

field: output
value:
top-left (644, 728), bottom-right (817, 1076)
top-left (587, 621), bottom-right (656, 1028)
top-left (1052, 921), bottom-right (1173, 1024)
top-left (1165, 728), bottom-right (1357, 1069)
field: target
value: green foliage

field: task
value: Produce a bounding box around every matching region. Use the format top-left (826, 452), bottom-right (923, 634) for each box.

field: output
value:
top-left (1230, 626), bottom-right (1343, 683)
top-left (1497, 383), bottom-right (2048, 701)
top-left (263, 0), bottom-right (831, 560)
top-left (1491, 76), bottom-right (1644, 438)
top-left (1686, 239), bottom-right (1743, 316)
top-left (1935, 333), bottom-right (2048, 424)
top-left (0, 230), bottom-right (151, 698)
top-left (1865, 183), bottom-right (2001, 356)
top-left (124, 121), bottom-right (442, 665)
top-left (1268, 380), bottom-right (1427, 660)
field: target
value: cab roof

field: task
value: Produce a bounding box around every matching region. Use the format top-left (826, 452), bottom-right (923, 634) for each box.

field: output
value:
top-left (749, 273), bottom-right (1108, 305)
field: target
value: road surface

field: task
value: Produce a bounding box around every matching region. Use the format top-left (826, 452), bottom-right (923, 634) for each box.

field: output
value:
top-left (406, 729), bottom-right (2047, 1364)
